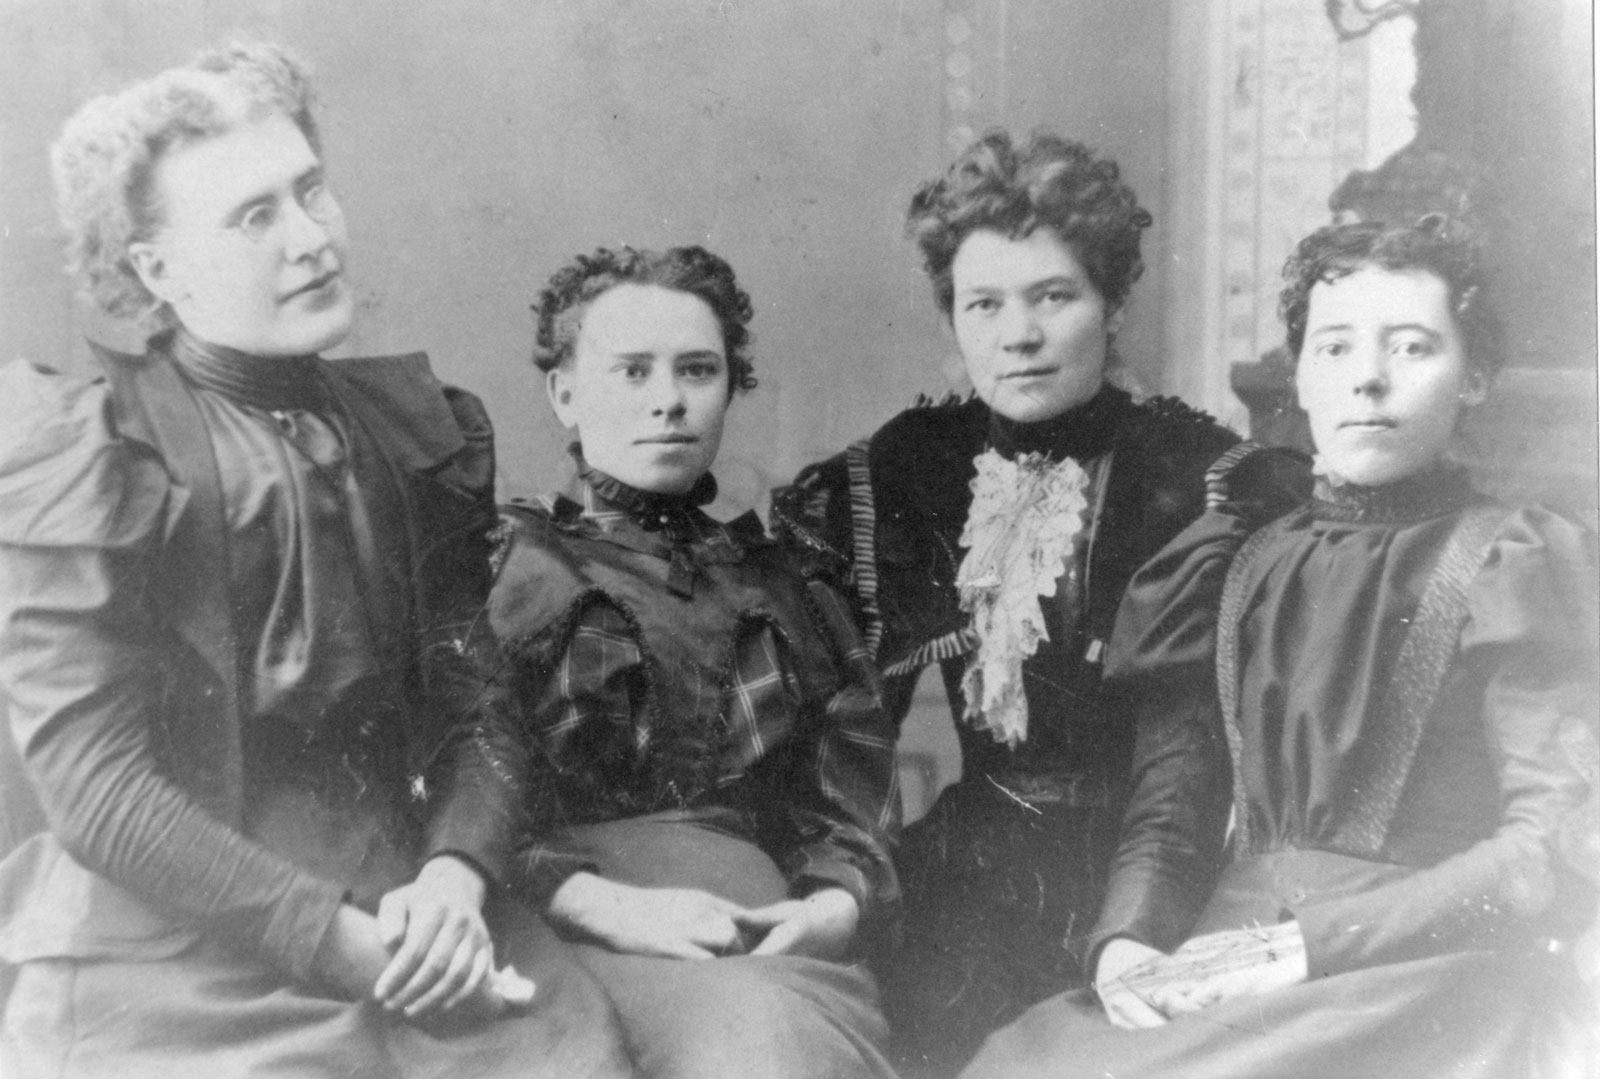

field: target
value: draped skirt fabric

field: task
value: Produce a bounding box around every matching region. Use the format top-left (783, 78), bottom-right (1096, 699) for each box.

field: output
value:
top-left (962, 948), bottom-right (1596, 1079)
top-left (550, 811), bottom-right (897, 1079)
top-left (0, 900), bottom-right (631, 1079)
top-left (879, 787), bottom-right (1123, 1077)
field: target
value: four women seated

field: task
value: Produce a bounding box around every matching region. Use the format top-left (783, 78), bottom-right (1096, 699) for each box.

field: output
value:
top-left (0, 37), bottom-right (1592, 1079)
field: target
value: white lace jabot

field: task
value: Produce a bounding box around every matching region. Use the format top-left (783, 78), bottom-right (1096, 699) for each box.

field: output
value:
top-left (955, 448), bottom-right (1091, 746)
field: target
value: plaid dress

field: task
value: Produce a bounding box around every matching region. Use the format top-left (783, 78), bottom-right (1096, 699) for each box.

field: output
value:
top-left (483, 465), bottom-right (904, 1079)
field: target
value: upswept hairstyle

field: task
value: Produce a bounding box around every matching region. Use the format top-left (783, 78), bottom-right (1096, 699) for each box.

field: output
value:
top-left (532, 245), bottom-right (758, 394)
top-left (50, 41), bottom-right (320, 323)
top-left (905, 130), bottom-right (1153, 317)
top-left (1279, 215), bottom-right (1502, 377)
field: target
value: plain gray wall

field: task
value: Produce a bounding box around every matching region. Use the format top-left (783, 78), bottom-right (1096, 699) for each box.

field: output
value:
top-left (0, 0), bottom-right (1174, 512)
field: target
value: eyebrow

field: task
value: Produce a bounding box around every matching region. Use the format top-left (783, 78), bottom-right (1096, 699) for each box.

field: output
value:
top-left (958, 274), bottom-right (1081, 294)
top-left (611, 348), bottom-right (725, 361)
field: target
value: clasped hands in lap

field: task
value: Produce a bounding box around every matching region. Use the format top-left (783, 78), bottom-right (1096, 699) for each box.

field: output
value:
top-left (1095, 922), bottom-right (1309, 1030)
top-left (549, 871), bottom-right (861, 961)
top-left (313, 854), bottom-right (537, 1026)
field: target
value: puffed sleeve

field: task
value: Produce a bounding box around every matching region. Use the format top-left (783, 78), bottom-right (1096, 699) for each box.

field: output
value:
top-left (0, 360), bottom-right (345, 979)
top-left (1294, 508), bottom-right (1600, 976)
top-left (780, 571), bottom-right (903, 934)
top-left (411, 386), bottom-right (528, 887)
top-left (1085, 505), bottom-right (1245, 961)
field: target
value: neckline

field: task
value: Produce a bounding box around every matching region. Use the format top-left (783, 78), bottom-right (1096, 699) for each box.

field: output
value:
top-left (986, 383), bottom-right (1129, 462)
top-left (167, 328), bottom-right (327, 413)
top-left (1310, 465), bottom-right (1478, 524)
top-left (571, 445), bottom-right (718, 528)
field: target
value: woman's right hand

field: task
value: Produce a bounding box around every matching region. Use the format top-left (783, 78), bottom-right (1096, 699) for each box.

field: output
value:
top-left (548, 872), bottom-right (750, 959)
top-left (1094, 937), bottom-right (1170, 1030)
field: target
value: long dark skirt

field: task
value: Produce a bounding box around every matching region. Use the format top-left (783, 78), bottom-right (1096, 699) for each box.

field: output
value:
top-left (878, 787), bottom-right (1123, 1078)
top-left (552, 811), bottom-right (897, 1079)
top-left (963, 949), bottom-right (1596, 1079)
top-left (0, 898), bottom-right (631, 1079)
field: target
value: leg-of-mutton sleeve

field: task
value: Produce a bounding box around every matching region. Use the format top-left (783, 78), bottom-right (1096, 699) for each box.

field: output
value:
top-left (1089, 506), bottom-right (1246, 961)
top-left (410, 385), bottom-right (531, 890)
top-left (1290, 508), bottom-right (1598, 977)
top-left (1092, 490), bottom-right (1598, 980)
top-left (777, 570), bottom-right (902, 931)
top-left (0, 361), bottom-right (344, 981)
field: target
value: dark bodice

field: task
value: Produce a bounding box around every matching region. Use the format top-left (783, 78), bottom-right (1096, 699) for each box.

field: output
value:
top-left (775, 386), bottom-right (1294, 796)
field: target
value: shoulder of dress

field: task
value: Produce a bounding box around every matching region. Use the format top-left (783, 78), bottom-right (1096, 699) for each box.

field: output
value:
top-left (324, 353), bottom-right (479, 474)
top-left (1202, 441), bottom-right (1315, 523)
top-left (487, 498), bottom-right (603, 645)
top-left (1125, 394), bottom-right (1234, 444)
top-left (0, 358), bottom-right (169, 548)
top-left (871, 392), bottom-right (984, 453)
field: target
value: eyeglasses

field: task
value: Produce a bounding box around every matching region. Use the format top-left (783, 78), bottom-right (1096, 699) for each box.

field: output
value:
top-left (229, 177), bottom-right (340, 244)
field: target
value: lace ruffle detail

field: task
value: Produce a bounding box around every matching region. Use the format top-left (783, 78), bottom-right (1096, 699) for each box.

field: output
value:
top-left (955, 448), bottom-right (1091, 746)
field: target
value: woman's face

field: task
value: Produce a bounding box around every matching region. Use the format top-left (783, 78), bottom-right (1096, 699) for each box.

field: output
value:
top-left (548, 283), bottom-right (730, 494)
top-left (130, 111), bottom-right (354, 356)
top-left (1295, 265), bottom-right (1485, 487)
top-left (950, 228), bottom-right (1119, 424)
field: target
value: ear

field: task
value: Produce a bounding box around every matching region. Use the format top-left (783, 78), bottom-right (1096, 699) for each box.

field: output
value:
top-left (1459, 368), bottom-right (1490, 409)
top-left (127, 240), bottom-right (187, 307)
top-left (546, 367), bottom-right (578, 428)
top-left (1106, 303), bottom-right (1127, 338)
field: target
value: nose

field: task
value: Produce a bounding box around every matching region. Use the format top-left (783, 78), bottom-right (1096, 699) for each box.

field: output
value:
top-left (1349, 344), bottom-right (1389, 398)
top-left (282, 198), bottom-right (333, 261)
top-left (998, 303), bottom-right (1043, 352)
top-left (649, 371), bottom-right (688, 418)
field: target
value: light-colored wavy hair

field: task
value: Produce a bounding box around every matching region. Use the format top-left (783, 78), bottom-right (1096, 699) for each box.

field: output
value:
top-left (50, 41), bottom-right (320, 324)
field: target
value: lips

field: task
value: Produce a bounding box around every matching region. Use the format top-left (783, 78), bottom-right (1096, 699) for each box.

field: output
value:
top-left (636, 434), bottom-right (698, 445)
top-left (282, 269), bottom-right (340, 302)
top-left (1338, 418), bottom-right (1397, 430)
top-left (998, 366), bottom-right (1058, 380)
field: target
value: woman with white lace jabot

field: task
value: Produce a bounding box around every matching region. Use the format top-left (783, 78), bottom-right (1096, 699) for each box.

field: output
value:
top-left (774, 130), bottom-right (1307, 1078)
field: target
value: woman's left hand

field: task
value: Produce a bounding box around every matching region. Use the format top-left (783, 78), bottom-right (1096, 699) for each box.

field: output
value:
top-left (1140, 922), bottom-right (1308, 1018)
top-left (735, 887), bottom-right (860, 960)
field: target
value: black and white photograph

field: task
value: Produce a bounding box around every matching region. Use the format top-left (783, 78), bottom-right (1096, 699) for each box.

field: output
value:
top-left (0, 2), bottom-right (1594, 1077)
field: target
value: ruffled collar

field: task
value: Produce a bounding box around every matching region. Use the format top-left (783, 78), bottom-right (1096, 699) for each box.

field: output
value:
top-left (166, 328), bottom-right (327, 413)
top-left (571, 445), bottom-right (718, 531)
top-left (1310, 462), bottom-right (1477, 523)
top-left (987, 383), bottom-right (1129, 462)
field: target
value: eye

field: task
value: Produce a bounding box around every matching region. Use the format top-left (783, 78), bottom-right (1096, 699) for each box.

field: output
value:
top-left (965, 297), bottom-right (1000, 314)
top-left (621, 362), bottom-right (650, 381)
top-left (680, 359), bottom-right (724, 381)
top-left (1312, 340), bottom-right (1350, 359)
top-left (297, 178), bottom-right (336, 221)
top-left (235, 201), bottom-right (279, 241)
top-left (1039, 286), bottom-right (1077, 306)
top-left (1390, 336), bottom-right (1435, 358)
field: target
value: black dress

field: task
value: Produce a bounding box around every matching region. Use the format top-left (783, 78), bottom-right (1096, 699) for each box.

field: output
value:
top-left (775, 384), bottom-right (1300, 1075)
top-left (964, 468), bottom-right (1599, 1079)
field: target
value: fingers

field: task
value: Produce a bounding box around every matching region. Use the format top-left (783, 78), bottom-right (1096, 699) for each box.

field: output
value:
top-left (749, 918), bottom-right (803, 956)
top-left (435, 941), bottom-right (494, 1015)
top-left (399, 933), bottom-right (488, 1018)
top-left (374, 903), bottom-right (445, 1002)
top-left (376, 890), bottom-right (409, 951)
top-left (378, 908), bottom-right (493, 1012)
top-left (1103, 986), bottom-right (1169, 1030)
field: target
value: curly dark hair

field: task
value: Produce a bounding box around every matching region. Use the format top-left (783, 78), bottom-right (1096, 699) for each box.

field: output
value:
top-left (905, 130), bottom-right (1153, 316)
top-left (1279, 215), bottom-right (1502, 376)
top-left (532, 245), bottom-right (757, 394)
